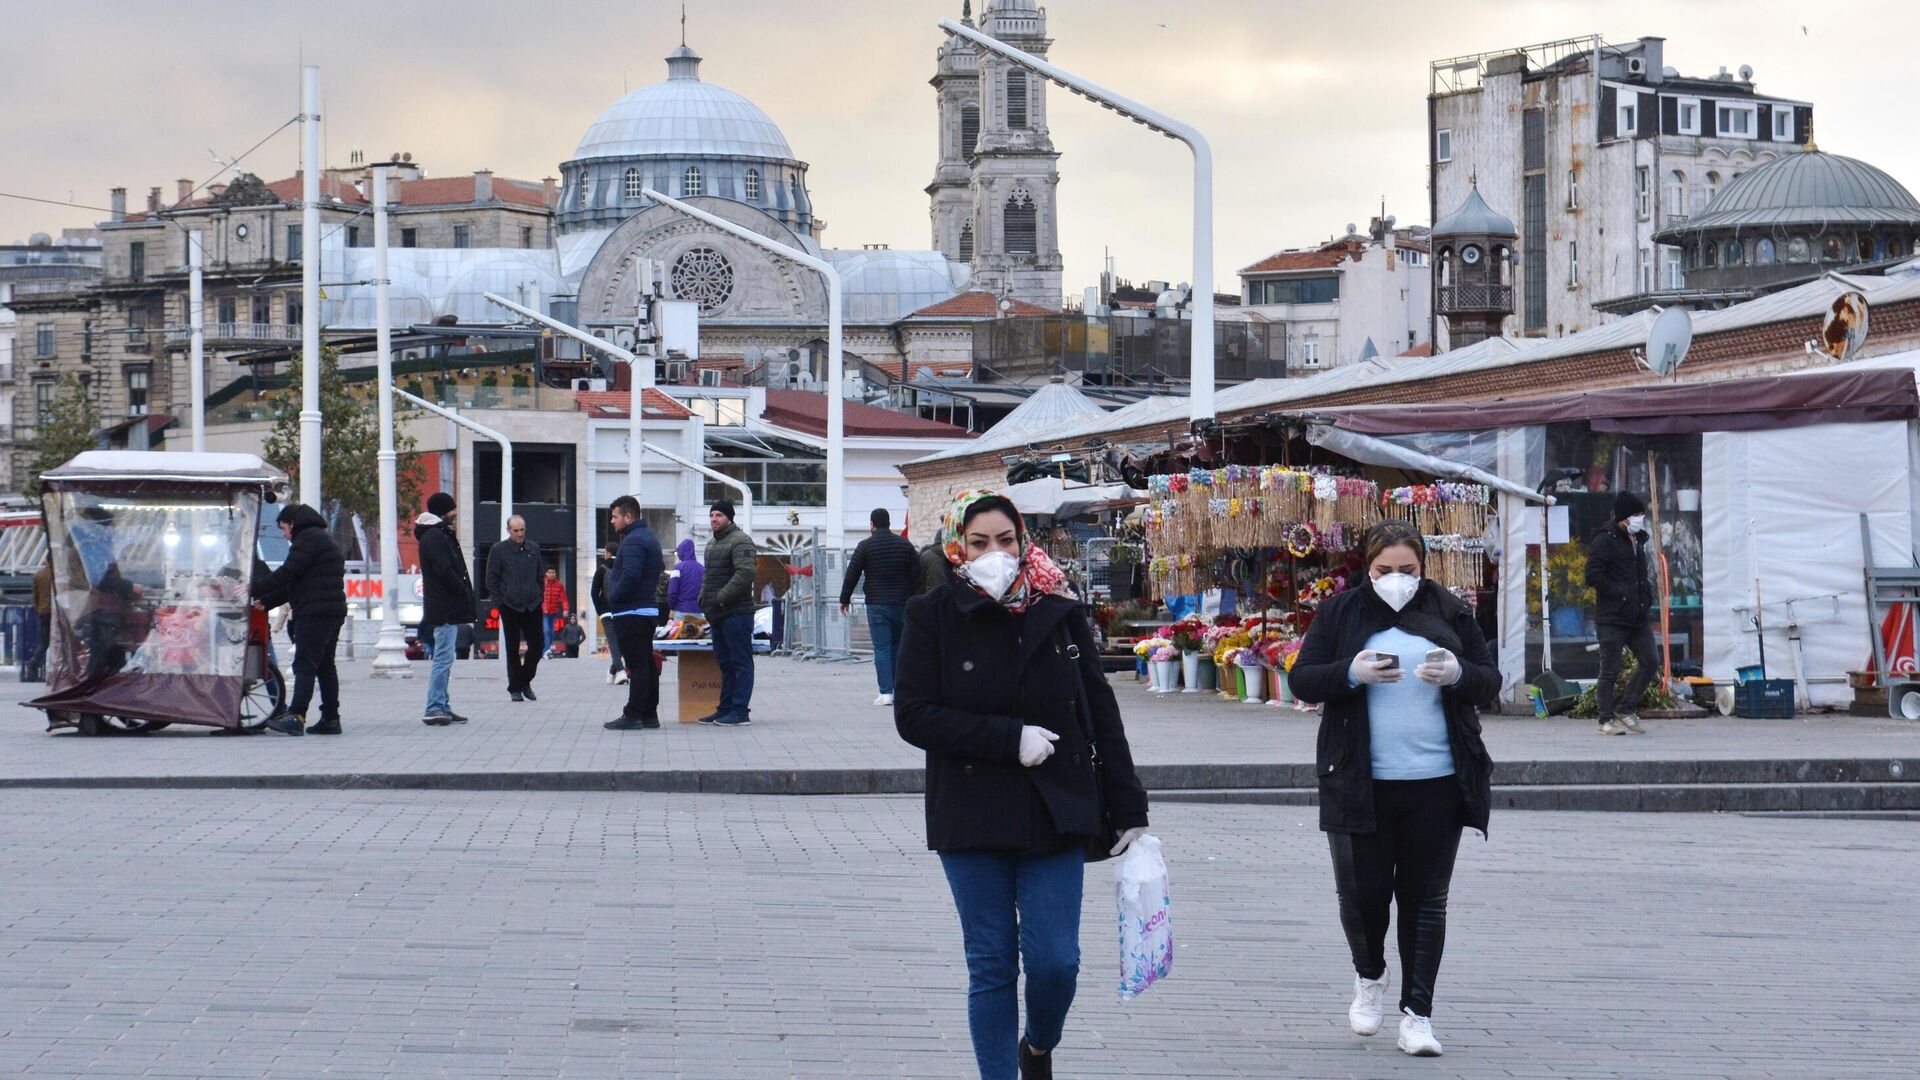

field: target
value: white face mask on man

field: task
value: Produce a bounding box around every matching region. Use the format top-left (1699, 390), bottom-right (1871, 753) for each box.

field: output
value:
top-left (1626, 514), bottom-right (1648, 534)
top-left (961, 549), bottom-right (1022, 600)
top-left (1371, 572), bottom-right (1421, 612)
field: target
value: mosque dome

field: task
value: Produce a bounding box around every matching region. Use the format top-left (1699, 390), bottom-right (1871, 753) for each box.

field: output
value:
top-left (571, 46), bottom-right (795, 163)
top-left (1432, 183), bottom-right (1517, 240)
top-left (1659, 150), bottom-right (1920, 237)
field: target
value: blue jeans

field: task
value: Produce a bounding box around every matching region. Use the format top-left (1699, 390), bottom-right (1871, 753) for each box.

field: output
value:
top-left (867, 603), bottom-right (906, 695)
top-left (543, 616), bottom-right (556, 656)
top-left (710, 612), bottom-right (755, 717)
top-left (938, 848), bottom-right (1085, 1079)
top-left (424, 623), bottom-right (458, 716)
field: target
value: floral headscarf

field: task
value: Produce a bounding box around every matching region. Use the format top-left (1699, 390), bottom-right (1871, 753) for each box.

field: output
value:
top-left (940, 488), bottom-right (1078, 612)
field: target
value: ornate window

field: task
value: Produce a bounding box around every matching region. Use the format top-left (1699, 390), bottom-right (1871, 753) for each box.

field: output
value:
top-left (1823, 236), bottom-right (1844, 262)
top-left (624, 168), bottom-right (642, 199)
top-left (1786, 236), bottom-right (1811, 263)
top-left (1859, 235), bottom-right (1876, 262)
top-left (1723, 238), bottom-right (1744, 266)
top-left (958, 222), bottom-right (974, 262)
top-left (1004, 190), bottom-right (1037, 255)
top-left (961, 103), bottom-right (980, 156)
top-left (744, 168), bottom-right (760, 200)
top-left (682, 166), bottom-right (703, 197)
top-left (1006, 71), bottom-right (1028, 129)
top-left (1666, 169), bottom-right (1686, 222)
top-left (670, 246), bottom-right (734, 314)
top-left (1753, 237), bottom-right (1775, 265)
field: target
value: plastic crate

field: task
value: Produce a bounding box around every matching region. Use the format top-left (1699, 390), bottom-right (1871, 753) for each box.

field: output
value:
top-left (1734, 678), bottom-right (1795, 719)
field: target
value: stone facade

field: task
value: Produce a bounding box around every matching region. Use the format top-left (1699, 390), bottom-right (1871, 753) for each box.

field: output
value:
top-left (961, 1), bottom-right (1062, 308)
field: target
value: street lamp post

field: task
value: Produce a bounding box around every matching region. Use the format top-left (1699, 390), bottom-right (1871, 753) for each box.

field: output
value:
top-left (936, 18), bottom-right (1216, 424)
top-left (299, 64), bottom-right (323, 504)
top-left (481, 290), bottom-right (643, 494)
top-left (370, 166), bottom-right (409, 677)
top-left (187, 230), bottom-right (205, 452)
top-left (639, 188), bottom-right (847, 557)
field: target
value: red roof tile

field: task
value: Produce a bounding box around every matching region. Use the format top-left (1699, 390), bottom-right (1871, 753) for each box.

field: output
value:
top-left (395, 176), bottom-right (549, 209)
top-left (572, 389), bottom-right (695, 420)
top-left (1241, 248), bottom-right (1353, 274)
top-left (760, 389), bottom-right (974, 439)
top-left (909, 291), bottom-right (1058, 318)
top-left (1398, 342), bottom-right (1434, 357)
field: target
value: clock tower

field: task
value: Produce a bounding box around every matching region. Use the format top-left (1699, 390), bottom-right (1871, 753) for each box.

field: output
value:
top-left (1431, 181), bottom-right (1518, 348)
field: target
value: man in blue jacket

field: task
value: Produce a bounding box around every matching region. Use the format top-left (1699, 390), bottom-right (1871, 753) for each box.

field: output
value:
top-left (601, 495), bottom-right (665, 730)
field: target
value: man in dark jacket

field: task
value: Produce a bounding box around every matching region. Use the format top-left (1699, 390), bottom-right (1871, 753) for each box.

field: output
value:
top-left (917, 541), bottom-right (952, 596)
top-left (1585, 492), bottom-right (1657, 735)
top-left (251, 503), bottom-right (347, 735)
top-left (698, 500), bottom-right (758, 726)
top-left (590, 541), bottom-right (627, 684)
top-left (486, 514), bottom-right (546, 702)
top-left (840, 507), bottom-right (923, 705)
top-left (602, 496), bottom-right (665, 729)
top-left (416, 491), bottom-right (474, 726)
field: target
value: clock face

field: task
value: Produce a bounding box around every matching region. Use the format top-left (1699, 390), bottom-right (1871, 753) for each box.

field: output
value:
top-left (1461, 245), bottom-right (1482, 265)
top-left (235, 223), bottom-right (250, 239)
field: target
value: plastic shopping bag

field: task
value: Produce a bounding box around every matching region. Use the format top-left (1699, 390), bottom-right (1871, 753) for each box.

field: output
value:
top-left (1114, 834), bottom-right (1173, 1000)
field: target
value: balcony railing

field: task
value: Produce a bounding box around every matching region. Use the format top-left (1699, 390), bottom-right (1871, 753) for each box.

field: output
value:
top-left (123, 329), bottom-right (156, 353)
top-left (1436, 283), bottom-right (1514, 314)
top-left (165, 322), bottom-right (303, 346)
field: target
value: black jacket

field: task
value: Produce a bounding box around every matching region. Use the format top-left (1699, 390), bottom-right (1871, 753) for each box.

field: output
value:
top-left (918, 543), bottom-right (953, 596)
top-left (1287, 581), bottom-right (1498, 836)
top-left (841, 528), bottom-right (924, 607)
top-left (895, 584), bottom-right (1149, 853)
top-left (1585, 524), bottom-right (1652, 629)
top-left (251, 504), bottom-right (347, 620)
top-left (415, 513), bottom-right (475, 628)
top-left (485, 538), bottom-right (544, 612)
top-left (590, 562), bottom-right (609, 614)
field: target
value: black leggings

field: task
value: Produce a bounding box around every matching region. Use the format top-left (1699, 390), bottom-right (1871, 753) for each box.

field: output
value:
top-left (1327, 775), bottom-right (1463, 1018)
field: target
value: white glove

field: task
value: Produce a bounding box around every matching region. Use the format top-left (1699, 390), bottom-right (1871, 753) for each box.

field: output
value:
top-left (1110, 826), bottom-right (1148, 857)
top-left (1349, 651), bottom-right (1402, 685)
top-left (1017, 726), bottom-right (1059, 767)
top-left (1417, 648), bottom-right (1463, 686)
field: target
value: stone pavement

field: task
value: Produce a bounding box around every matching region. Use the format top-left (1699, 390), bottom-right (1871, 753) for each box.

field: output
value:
top-left (0, 791), bottom-right (1913, 1079)
top-left (2, 653), bottom-right (1918, 787)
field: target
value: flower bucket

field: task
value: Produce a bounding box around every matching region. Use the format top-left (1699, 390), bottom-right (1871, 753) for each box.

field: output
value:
top-left (1197, 657), bottom-right (1218, 692)
top-left (1180, 651), bottom-right (1201, 693)
top-left (1675, 488), bottom-right (1700, 512)
top-left (1239, 662), bottom-right (1266, 703)
top-left (1135, 657), bottom-right (1148, 682)
top-left (1273, 669), bottom-right (1295, 705)
top-left (1550, 606), bottom-right (1586, 639)
top-left (1152, 660), bottom-right (1180, 692)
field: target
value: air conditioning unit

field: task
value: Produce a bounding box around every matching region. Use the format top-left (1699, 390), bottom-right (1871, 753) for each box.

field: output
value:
top-left (573, 377), bottom-right (607, 392)
top-left (1626, 57), bottom-right (1646, 77)
top-left (664, 360), bottom-right (689, 383)
top-left (764, 360), bottom-right (792, 387)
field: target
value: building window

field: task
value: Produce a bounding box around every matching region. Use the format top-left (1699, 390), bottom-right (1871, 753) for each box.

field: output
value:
top-left (126, 369), bottom-right (149, 416)
top-left (1858, 235), bottom-right (1876, 262)
top-left (1753, 237), bottom-right (1776, 265)
top-left (1004, 190), bottom-right (1037, 255)
top-left (1006, 71), bottom-right (1029, 129)
top-left (1717, 104), bottom-right (1755, 137)
top-left (670, 246), bottom-right (735, 314)
top-left (1435, 128), bottom-right (1452, 163)
top-left (1638, 247), bottom-right (1652, 292)
top-left (1891, 238), bottom-right (1907, 259)
top-left (217, 296), bottom-right (237, 325)
top-left (35, 381), bottom-right (56, 424)
top-left (1786, 236), bottom-right (1811, 263)
top-left (1522, 173), bottom-right (1546, 330)
top-left (1677, 98), bottom-right (1700, 135)
top-left (1617, 98), bottom-right (1637, 136)
top-left (452, 225), bottom-right (470, 249)
top-left (1821, 235), bottom-right (1844, 262)
top-left (624, 168), bottom-right (642, 199)
top-left (744, 168), bottom-right (760, 200)
top-left (287, 296), bottom-right (303, 326)
top-left (1665, 248), bottom-right (1684, 289)
top-left (252, 295), bottom-right (271, 326)
top-left (287, 224), bottom-right (302, 260)
top-left (1252, 276), bottom-right (1340, 305)
top-left (958, 222), bottom-right (974, 262)
top-left (346, 225), bottom-right (361, 247)
top-left (1724, 238), bottom-right (1744, 266)
top-left (1666, 170), bottom-right (1686, 221)
top-left (520, 226), bottom-right (533, 248)
top-left (1301, 332), bottom-right (1320, 367)
top-left (1568, 240), bottom-right (1579, 287)
top-left (682, 166), bottom-right (703, 197)
top-left (400, 227), bottom-right (417, 248)
top-left (1566, 169), bottom-right (1578, 210)
top-left (961, 104), bottom-right (980, 156)
top-left (128, 241), bottom-right (145, 281)
top-left (1637, 166), bottom-right (1651, 220)
top-left (36, 323), bottom-right (54, 358)
top-left (1702, 241), bottom-right (1717, 269)
top-left (1772, 109), bottom-right (1793, 141)
top-left (1705, 171), bottom-right (1721, 206)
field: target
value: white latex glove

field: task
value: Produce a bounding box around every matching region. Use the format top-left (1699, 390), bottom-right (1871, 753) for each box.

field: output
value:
top-left (1417, 648), bottom-right (1463, 686)
top-left (1110, 826), bottom-right (1148, 857)
top-left (1349, 651), bottom-right (1403, 685)
top-left (1018, 726), bottom-right (1059, 767)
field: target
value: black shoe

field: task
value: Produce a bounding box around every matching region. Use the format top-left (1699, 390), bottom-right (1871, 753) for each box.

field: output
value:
top-left (510, 690), bottom-right (525, 703)
top-left (1019, 1037), bottom-right (1052, 1080)
top-left (422, 712), bottom-right (454, 726)
top-left (712, 712), bottom-right (752, 727)
top-left (308, 717), bottom-right (342, 735)
top-left (265, 713), bottom-right (305, 736)
top-left (603, 716), bottom-right (650, 731)
top-left (695, 711), bottom-right (723, 725)
top-left (639, 717), bottom-right (661, 729)
top-left (449, 712), bottom-right (469, 724)
top-left (520, 686), bottom-right (538, 702)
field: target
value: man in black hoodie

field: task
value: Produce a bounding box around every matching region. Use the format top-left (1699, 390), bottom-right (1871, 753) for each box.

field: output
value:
top-left (1585, 491), bottom-right (1657, 736)
top-left (416, 492), bottom-right (475, 726)
top-left (251, 503), bottom-right (348, 735)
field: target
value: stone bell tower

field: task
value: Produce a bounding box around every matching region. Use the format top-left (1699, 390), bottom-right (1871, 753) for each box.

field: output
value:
top-left (965, 0), bottom-right (1063, 308)
top-left (1430, 181), bottom-right (1519, 348)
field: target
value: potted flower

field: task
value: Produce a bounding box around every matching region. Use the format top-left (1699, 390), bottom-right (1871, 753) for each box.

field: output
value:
top-left (1134, 636), bottom-right (1172, 690)
top-left (1168, 618), bottom-right (1207, 693)
top-left (1150, 644), bottom-right (1181, 693)
top-left (1238, 645), bottom-right (1266, 704)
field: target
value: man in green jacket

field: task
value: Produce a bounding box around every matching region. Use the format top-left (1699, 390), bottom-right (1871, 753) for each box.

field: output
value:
top-left (698, 501), bottom-right (758, 726)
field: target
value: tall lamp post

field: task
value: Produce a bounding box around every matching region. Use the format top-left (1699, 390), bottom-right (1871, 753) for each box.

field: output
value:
top-left (936, 18), bottom-right (1216, 423)
top-left (370, 165), bottom-right (409, 677)
top-left (299, 64), bottom-right (323, 505)
top-left (639, 188), bottom-right (847, 557)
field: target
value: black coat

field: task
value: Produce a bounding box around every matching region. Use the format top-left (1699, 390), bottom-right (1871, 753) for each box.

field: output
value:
top-left (918, 543), bottom-right (953, 596)
top-left (606, 520), bottom-right (665, 613)
top-left (486, 538), bottom-right (545, 612)
top-left (1585, 524), bottom-right (1653, 629)
top-left (1287, 581), bottom-right (1498, 836)
top-left (841, 528), bottom-right (924, 607)
top-left (251, 504), bottom-right (346, 620)
top-left (416, 515), bottom-right (475, 628)
top-left (894, 584), bottom-right (1149, 853)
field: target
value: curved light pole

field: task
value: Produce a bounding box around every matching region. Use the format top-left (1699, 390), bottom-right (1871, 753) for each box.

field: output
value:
top-left (393, 387), bottom-right (513, 535)
top-left (482, 290), bottom-right (642, 493)
top-left (640, 187), bottom-right (846, 556)
top-left (937, 18), bottom-right (1216, 423)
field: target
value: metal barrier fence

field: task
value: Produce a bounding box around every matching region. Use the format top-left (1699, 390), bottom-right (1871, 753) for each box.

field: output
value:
top-left (778, 529), bottom-right (867, 661)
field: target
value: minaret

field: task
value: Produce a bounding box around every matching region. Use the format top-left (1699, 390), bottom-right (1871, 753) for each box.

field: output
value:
top-left (926, 3), bottom-right (980, 263)
top-left (1431, 179), bottom-right (1519, 348)
top-left (966, 0), bottom-right (1062, 307)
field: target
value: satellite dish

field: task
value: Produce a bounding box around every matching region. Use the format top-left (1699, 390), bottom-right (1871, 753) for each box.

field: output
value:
top-left (1643, 306), bottom-right (1693, 378)
top-left (1738, 64), bottom-right (1754, 81)
top-left (1821, 291), bottom-right (1870, 359)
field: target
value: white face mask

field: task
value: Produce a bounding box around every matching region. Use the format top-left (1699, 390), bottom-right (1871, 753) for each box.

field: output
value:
top-left (1372, 571), bottom-right (1421, 612)
top-left (1626, 514), bottom-right (1647, 533)
top-left (961, 549), bottom-right (1022, 601)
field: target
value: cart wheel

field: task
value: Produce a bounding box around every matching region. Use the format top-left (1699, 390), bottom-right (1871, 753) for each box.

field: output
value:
top-left (237, 663), bottom-right (287, 732)
top-left (77, 714), bottom-right (164, 736)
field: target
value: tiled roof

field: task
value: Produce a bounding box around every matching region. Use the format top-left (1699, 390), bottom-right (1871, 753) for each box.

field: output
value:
top-left (572, 389), bottom-right (695, 420)
top-left (909, 291), bottom-right (1057, 318)
top-left (1399, 342), bottom-right (1434, 357)
top-left (394, 176), bottom-right (551, 209)
top-left (760, 389), bottom-right (974, 439)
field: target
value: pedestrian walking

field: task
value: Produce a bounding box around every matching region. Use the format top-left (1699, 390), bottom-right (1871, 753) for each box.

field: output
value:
top-left (541, 567), bottom-right (570, 657)
top-left (601, 496), bottom-right (665, 730)
top-left (697, 500), bottom-right (758, 726)
top-left (250, 503), bottom-right (348, 736)
top-left (30, 555), bottom-right (53, 682)
top-left (1288, 519), bottom-right (1498, 1058)
top-left (590, 541), bottom-right (628, 684)
top-left (553, 614), bottom-right (586, 658)
top-left (840, 507), bottom-right (923, 706)
top-left (666, 538), bottom-right (704, 618)
top-left (486, 515), bottom-right (546, 702)
top-left (894, 489), bottom-right (1149, 1080)
top-left (1585, 492), bottom-right (1657, 736)
top-left (415, 491), bottom-right (475, 726)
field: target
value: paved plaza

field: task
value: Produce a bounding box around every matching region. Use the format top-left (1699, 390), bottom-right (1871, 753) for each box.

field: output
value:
top-left (0, 792), bottom-right (1913, 1078)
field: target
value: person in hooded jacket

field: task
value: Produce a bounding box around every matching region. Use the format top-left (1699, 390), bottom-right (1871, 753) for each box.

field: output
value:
top-left (665, 538), bottom-right (704, 618)
top-left (894, 489), bottom-right (1149, 1080)
top-left (1288, 519), bottom-right (1498, 1058)
top-left (590, 541), bottom-right (628, 684)
top-left (602, 495), bottom-right (665, 730)
top-left (251, 503), bottom-right (348, 736)
top-left (1584, 491), bottom-right (1657, 736)
top-left (415, 492), bottom-right (475, 725)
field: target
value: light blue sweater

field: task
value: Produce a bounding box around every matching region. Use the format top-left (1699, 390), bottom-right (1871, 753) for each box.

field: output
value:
top-left (1361, 626), bottom-right (1456, 780)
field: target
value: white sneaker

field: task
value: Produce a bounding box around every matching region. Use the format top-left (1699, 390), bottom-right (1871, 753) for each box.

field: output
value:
top-left (1397, 1009), bottom-right (1442, 1057)
top-left (1617, 713), bottom-right (1647, 734)
top-left (605, 672), bottom-right (616, 685)
top-left (874, 693), bottom-right (893, 706)
top-left (614, 670), bottom-right (629, 685)
top-left (1348, 972), bottom-right (1389, 1036)
top-left (1597, 720), bottom-right (1627, 736)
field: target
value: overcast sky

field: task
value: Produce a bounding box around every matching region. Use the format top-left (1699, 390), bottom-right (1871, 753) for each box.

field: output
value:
top-left (6, 0), bottom-right (1917, 293)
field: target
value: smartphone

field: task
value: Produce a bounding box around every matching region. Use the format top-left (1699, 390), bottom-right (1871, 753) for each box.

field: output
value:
top-left (1425, 649), bottom-right (1449, 665)
top-left (1377, 653), bottom-right (1401, 671)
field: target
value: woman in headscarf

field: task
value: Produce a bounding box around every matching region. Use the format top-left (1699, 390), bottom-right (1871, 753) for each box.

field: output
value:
top-left (893, 490), bottom-right (1150, 1080)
